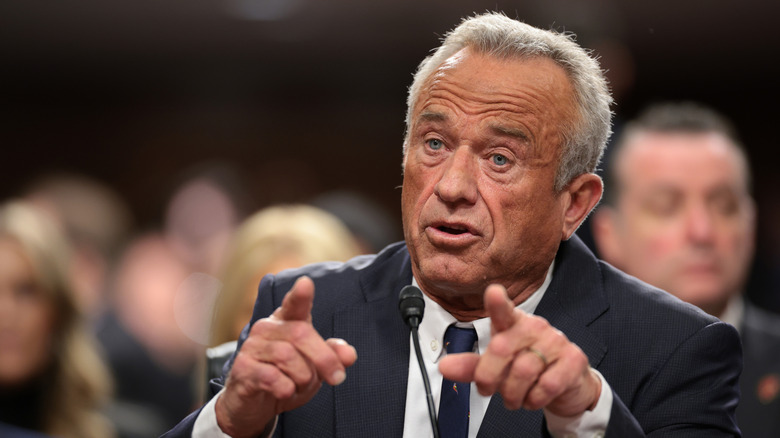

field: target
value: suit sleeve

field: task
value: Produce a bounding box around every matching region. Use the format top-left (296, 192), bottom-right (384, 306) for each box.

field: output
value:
top-left (160, 275), bottom-right (282, 437)
top-left (605, 321), bottom-right (742, 437)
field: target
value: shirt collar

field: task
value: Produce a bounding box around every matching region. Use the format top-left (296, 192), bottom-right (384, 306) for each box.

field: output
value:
top-left (414, 261), bottom-right (555, 364)
top-left (719, 294), bottom-right (744, 334)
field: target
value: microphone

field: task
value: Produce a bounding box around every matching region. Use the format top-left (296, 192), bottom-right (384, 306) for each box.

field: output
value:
top-left (399, 284), bottom-right (425, 328)
top-left (398, 285), bottom-right (439, 438)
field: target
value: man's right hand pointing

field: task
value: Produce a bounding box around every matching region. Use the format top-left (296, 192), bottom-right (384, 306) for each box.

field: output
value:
top-left (215, 276), bottom-right (358, 438)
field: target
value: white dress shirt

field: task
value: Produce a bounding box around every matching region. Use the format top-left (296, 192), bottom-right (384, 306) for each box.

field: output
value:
top-left (402, 262), bottom-right (612, 438)
top-left (718, 294), bottom-right (744, 334)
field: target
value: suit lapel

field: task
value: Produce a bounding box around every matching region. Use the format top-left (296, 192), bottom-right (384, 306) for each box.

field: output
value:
top-left (327, 238), bottom-right (608, 436)
top-left (536, 236), bottom-right (608, 368)
top-left (478, 237), bottom-right (609, 436)
top-left (333, 245), bottom-right (413, 437)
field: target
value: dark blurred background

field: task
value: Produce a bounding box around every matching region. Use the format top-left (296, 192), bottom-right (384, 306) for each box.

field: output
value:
top-left (2, 0), bottom-right (779, 310)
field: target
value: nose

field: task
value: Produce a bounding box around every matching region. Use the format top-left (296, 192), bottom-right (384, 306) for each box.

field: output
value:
top-left (685, 202), bottom-right (715, 245)
top-left (434, 147), bottom-right (479, 205)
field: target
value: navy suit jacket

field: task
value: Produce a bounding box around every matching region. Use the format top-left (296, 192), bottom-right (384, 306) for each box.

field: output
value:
top-left (164, 236), bottom-right (741, 437)
top-left (736, 302), bottom-right (780, 437)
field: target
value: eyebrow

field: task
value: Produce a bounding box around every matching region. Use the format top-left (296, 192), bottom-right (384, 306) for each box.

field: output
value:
top-left (417, 112), bottom-right (528, 140)
top-left (490, 124), bottom-right (529, 142)
top-left (416, 111), bottom-right (449, 124)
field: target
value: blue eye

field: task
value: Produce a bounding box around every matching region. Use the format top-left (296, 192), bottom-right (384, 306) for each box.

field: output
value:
top-left (426, 139), bottom-right (444, 150)
top-left (492, 154), bottom-right (508, 166)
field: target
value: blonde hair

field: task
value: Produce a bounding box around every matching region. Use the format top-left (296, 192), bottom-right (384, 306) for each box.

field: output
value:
top-left (210, 205), bottom-right (361, 346)
top-left (0, 201), bottom-right (115, 438)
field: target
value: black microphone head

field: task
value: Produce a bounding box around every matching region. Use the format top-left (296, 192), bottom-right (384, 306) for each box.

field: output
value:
top-left (399, 285), bottom-right (425, 328)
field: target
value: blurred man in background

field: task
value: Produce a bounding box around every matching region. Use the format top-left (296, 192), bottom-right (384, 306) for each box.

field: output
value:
top-left (591, 101), bottom-right (780, 437)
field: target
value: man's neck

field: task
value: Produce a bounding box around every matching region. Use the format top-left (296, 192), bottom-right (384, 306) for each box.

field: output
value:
top-left (415, 262), bottom-right (555, 322)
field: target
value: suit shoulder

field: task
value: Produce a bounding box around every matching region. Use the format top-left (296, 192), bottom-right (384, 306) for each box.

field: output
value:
top-left (598, 260), bottom-right (724, 336)
top-left (263, 241), bottom-right (410, 308)
top-left (272, 241), bottom-right (407, 284)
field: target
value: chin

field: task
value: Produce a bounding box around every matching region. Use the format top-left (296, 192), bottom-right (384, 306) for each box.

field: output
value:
top-left (418, 259), bottom-right (480, 289)
top-left (674, 287), bottom-right (727, 309)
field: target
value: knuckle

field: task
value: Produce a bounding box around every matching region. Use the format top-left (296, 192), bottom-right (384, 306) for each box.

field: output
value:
top-left (270, 342), bottom-right (298, 364)
top-left (510, 358), bottom-right (537, 381)
top-left (310, 348), bottom-right (338, 372)
top-left (251, 318), bottom-right (276, 336)
top-left (526, 315), bottom-right (549, 333)
top-left (473, 370), bottom-right (494, 390)
top-left (574, 352), bottom-right (589, 369)
top-left (524, 397), bottom-right (544, 411)
top-left (272, 380), bottom-right (296, 399)
top-left (233, 380), bottom-right (258, 399)
top-left (486, 334), bottom-right (512, 357)
top-left (562, 346), bottom-right (588, 369)
top-left (287, 321), bottom-right (310, 342)
top-left (535, 374), bottom-right (562, 397)
top-left (254, 316), bottom-right (273, 328)
top-left (500, 387), bottom-right (523, 409)
top-left (552, 327), bottom-right (567, 339)
top-left (232, 351), bottom-right (252, 371)
top-left (550, 329), bottom-right (571, 348)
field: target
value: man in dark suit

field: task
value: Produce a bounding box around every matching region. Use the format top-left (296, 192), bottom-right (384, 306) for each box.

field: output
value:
top-left (591, 102), bottom-right (780, 437)
top-left (0, 423), bottom-right (53, 438)
top-left (164, 13), bottom-right (741, 437)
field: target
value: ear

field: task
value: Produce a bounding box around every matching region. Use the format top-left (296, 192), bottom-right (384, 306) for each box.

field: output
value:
top-left (590, 205), bottom-right (623, 265)
top-left (560, 173), bottom-right (603, 241)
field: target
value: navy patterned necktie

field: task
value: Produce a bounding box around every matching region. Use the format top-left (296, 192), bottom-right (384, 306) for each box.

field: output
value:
top-left (438, 325), bottom-right (478, 438)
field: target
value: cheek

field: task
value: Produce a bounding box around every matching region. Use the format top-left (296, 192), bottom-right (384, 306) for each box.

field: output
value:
top-left (626, 220), bottom-right (683, 264)
top-left (17, 304), bottom-right (56, 377)
top-left (402, 167), bottom-right (434, 221)
top-left (720, 223), bottom-right (755, 263)
top-left (645, 234), bottom-right (679, 258)
top-left (724, 221), bottom-right (753, 247)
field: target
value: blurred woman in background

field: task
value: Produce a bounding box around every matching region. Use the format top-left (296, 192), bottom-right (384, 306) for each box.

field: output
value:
top-left (0, 201), bottom-right (114, 438)
top-left (210, 204), bottom-right (362, 347)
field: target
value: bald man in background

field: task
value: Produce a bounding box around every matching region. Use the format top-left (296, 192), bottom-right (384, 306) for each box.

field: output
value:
top-left (591, 102), bottom-right (780, 437)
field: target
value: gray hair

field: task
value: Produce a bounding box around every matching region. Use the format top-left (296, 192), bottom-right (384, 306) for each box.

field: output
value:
top-left (403, 12), bottom-right (613, 191)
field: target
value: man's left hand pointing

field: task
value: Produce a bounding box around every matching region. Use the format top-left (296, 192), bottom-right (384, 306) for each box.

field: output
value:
top-left (438, 284), bottom-right (601, 417)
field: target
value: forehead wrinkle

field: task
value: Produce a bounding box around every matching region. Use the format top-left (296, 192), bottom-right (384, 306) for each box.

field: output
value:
top-left (422, 87), bottom-right (541, 137)
top-left (427, 82), bottom-right (544, 117)
top-left (427, 82), bottom-right (554, 142)
top-left (416, 110), bottom-right (449, 125)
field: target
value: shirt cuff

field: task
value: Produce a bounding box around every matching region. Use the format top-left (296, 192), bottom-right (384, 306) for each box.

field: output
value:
top-left (543, 368), bottom-right (612, 438)
top-left (193, 389), bottom-right (232, 438)
top-left (192, 389), bottom-right (278, 438)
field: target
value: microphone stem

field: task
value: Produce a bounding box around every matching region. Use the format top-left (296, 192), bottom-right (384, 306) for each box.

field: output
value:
top-left (412, 325), bottom-right (440, 438)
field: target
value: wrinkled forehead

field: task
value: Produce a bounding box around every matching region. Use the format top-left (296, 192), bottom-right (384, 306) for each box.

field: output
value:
top-left (417, 47), bottom-right (574, 102)
top-left (411, 48), bottom-right (576, 155)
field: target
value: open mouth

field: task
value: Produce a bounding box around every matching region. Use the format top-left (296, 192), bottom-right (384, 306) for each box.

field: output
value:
top-left (436, 225), bottom-right (470, 235)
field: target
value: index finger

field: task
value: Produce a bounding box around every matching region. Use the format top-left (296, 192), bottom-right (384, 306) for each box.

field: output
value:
top-left (274, 276), bottom-right (315, 322)
top-left (484, 284), bottom-right (517, 333)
